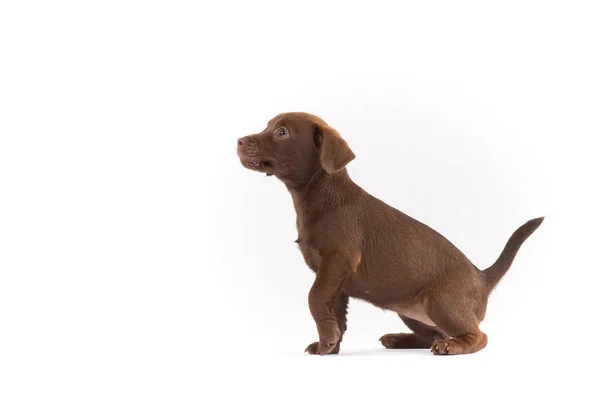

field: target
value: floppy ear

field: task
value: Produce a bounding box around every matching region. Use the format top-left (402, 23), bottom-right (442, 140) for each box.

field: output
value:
top-left (314, 123), bottom-right (356, 174)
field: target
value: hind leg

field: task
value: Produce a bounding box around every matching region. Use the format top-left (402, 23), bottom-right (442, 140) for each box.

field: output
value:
top-left (380, 315), bottom-right (447, 349)
top-left (426, 298), bottom-right (488, 355)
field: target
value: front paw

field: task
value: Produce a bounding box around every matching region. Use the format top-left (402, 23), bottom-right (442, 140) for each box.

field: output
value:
top-left (318, 339), bottom-right (338, 355)
top-left (306, 325), bottom-right (342, 355)
top-left (305, 341), bottom-right (340, 355)
top-left (305, 341), bottom-right (319, 354)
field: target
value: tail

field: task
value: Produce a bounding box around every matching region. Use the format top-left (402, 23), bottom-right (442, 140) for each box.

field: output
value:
top-left (482, 217), bottom-right (544, 290)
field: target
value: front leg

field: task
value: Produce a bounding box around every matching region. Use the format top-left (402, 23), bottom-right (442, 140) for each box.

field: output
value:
top-left (305, 254), bottom-right (357, 355)
top-left (305, 292), bottom-right (348, 355)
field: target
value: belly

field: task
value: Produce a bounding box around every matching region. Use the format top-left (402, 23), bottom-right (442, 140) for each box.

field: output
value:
top-left (389, 302), bottom-right (436, 327)
top-left (345, 278), bottom-right (436, 327)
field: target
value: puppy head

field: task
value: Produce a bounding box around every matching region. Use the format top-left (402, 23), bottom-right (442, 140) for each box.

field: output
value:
top-left (237, 112), bottom-right (355, 185)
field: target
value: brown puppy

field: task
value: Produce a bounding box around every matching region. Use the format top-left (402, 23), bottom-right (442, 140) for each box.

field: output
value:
top-left (237, 112), bottom-right (543, 356)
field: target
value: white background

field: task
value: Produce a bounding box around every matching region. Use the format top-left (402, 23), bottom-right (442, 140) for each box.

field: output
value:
top-left (1, 1), bottom-right (599, 399)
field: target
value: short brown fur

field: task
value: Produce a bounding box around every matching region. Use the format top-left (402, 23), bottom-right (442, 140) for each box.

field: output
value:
top-left (237, 112), bottom-right (543, 355)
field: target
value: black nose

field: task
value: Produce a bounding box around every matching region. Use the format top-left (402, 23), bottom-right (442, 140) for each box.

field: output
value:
top-left (237, 138), bottom-right (245, 147)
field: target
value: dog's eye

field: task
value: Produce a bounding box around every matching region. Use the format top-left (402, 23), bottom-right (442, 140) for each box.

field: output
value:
top-left (277, 128), bottom-right (288, 138)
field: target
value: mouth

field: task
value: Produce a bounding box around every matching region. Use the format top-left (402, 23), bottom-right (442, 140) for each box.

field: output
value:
top-left (239, 156), bottom-right (274, 176)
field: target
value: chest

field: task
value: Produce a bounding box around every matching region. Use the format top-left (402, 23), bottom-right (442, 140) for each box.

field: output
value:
top-left (294, 205), bottom-right (321, 272)
top-left (296, 235), bottom-right (321, 273)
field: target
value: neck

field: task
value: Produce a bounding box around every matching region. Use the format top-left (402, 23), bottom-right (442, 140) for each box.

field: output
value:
top-left (286, 168), bottom-right (359, 220)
